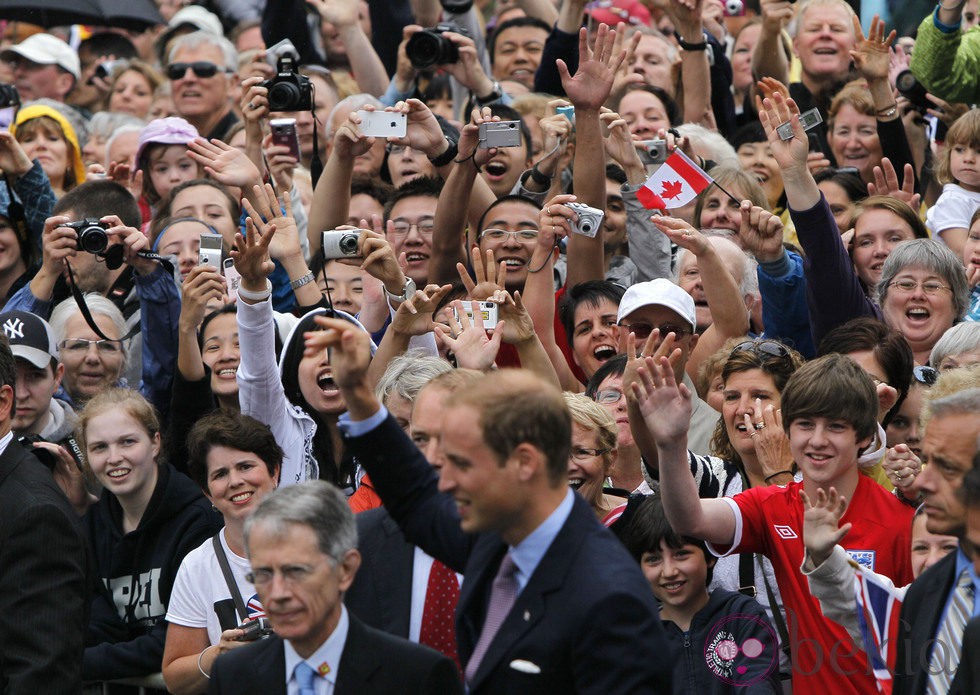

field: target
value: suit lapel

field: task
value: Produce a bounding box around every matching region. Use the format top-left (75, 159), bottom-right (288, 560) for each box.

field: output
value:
top-left (249, 636), bottom-right (287, 694)
top-left (335, 615), bottom-right (381, 693)
top-left (464, 496), bottom-right (593, 691)
top-left (0, 441), bottom-right (28, 487)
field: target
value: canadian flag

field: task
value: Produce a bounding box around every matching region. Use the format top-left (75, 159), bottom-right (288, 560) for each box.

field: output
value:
top-left (636, 150), bottom-right (714, 210)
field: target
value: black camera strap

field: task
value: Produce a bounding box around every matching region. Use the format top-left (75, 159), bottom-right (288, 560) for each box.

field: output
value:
top-left (212, 533), bottom-right (250, 623)
top-left (65, 249), bottom-right (175, 343)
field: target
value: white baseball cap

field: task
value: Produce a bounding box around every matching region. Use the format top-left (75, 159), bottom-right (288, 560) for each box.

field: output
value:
top-left (0, 34), bottom-right (80, 80)
top-left (617, 278), bottom-right (697, 331)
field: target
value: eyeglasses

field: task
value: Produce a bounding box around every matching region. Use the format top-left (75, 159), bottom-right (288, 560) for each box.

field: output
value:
top-left (245, 564), bottom-right (319, 586)
top-left (887, 279), bottom-right (952, 295)
top-left (478, 228), bottom-right (539, 243)
top-left (59, 338), bottom-right (122, 354)
top-left (570, 446), bottom-right (611, 461)
top-left (165, 61), bottom-right (229, 80)
top-left (913, 365), bottom-right (938, 386)
top-left (389, 218), bottom-right (435, 237)
top-left (386, 144), bottom-right (410, 155)
top-left (594, 388), bottom-right (624, 404)
top-left (617, 322), bottom-right (692, 340)
top-left (730, 339), bottom-right (790, 360)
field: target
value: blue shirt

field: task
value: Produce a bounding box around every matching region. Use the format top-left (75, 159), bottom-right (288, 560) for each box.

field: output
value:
top-left (935, 546), bottom-right (980, 642)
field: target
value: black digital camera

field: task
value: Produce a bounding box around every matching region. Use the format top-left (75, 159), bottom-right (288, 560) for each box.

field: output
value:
top-left (262, 56), bottom-right (312, 112)
top-left (0, 83), bottom-right (20, 109)
top-left (63, 219), bottom-right (110, 254)
top-left (895, 70), bottom-right (930, 115)
top-left (237, 617), bottom-right (274, 642)
top-left (406, 23), bottom-right (465, 70)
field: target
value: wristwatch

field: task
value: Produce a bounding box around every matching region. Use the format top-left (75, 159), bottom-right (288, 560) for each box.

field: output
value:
top-left (428, 137), bottom-right (459, 167)
top-left (385, 277), bottom-right (417, 302)
top-left (475, 81), bottom-right (503, 106)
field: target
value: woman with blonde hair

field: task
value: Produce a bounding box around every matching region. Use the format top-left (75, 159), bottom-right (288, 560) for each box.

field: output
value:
top-left (564, 391), bottom-right (627, 519)
top-left (11, 104), bottom-right (86, 198)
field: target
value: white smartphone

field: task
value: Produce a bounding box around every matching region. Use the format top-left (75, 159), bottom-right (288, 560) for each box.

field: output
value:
top-left (199, 233), bottom-right (223, 268)
top-left (269, 118), bottom-right (301, 160)
top-left (223, 257), bottom-right (240, 302)
top-left (357, 110), bottom-right (407, 138)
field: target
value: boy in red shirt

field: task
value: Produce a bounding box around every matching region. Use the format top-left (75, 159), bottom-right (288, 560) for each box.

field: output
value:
top-left (635, 351), bottom-right (913, 695)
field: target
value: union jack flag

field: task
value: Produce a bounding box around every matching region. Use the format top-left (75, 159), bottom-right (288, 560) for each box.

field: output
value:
top-left (854, 569), bottom-right (903, 694)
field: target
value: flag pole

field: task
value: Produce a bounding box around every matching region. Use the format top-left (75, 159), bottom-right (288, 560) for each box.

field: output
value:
top-left (710, 180), bottom-right (742, 206)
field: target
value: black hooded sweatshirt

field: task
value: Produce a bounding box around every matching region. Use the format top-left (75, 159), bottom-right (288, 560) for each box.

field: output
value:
top-left (82, 462), bottom-right (222, 682)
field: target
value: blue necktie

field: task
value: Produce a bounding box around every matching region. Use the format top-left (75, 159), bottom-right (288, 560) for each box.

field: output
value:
top-left (294, 661), bottom-right (317, 695)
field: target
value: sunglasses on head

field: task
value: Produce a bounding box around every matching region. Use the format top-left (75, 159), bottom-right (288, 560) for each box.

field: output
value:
top-left (913, 365), bottom-right (938, 386)
top-left (730, 339), bottom-right (790, 360)
top-left (166, 61), bottom-right (227, 80)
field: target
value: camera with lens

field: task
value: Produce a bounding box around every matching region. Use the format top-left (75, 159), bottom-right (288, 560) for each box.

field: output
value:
top-left (566, 203), bottom-right (605, 238)
top-left (895, 70), bottom-right (930, 115)
top-left (406, 23), bottom-right (466, 70)
top-left (262, 56), bottom-right (312, 112)
top-left (17, 434), bottom-right (58, 470)
top-left (0, 83), bottom-right (20, 109)
top-left (237, 617), bottom-right (274, 642)
top-left (63, 219), bottom-right (110, 254)
top-left (322, 230), bottom-right (361, 260)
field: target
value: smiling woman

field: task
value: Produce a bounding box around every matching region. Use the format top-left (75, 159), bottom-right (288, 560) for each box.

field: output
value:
top-left (162, 411), bottom-right (282, 694)
top-left (78, 388), bottom-right (220, 687)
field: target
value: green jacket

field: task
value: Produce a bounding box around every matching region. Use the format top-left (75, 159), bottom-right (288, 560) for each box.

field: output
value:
top-left (910, 10), bottom-right (980, 105)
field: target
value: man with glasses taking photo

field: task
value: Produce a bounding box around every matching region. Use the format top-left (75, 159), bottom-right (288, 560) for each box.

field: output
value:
top-left (166, 32), bottom-right (239, 142)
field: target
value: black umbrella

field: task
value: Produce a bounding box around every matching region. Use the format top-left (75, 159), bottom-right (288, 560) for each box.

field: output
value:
top-left (0, 0), bottom-right (163, 31)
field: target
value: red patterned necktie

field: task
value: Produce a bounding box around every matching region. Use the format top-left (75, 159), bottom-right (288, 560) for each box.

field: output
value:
top-left (419, 559), bottom-right (460, 671)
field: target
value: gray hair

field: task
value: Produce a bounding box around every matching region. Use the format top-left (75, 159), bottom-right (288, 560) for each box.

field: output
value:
top-left (244, 481), bottom-right (357, 563)
top-left (674, 233), bottom-right (759, 298)
top-left (875, 239), bottom-right (970, 319)
top-left (50, 295), bottom-right (127, 343)
top-left (104, 124), bottom-right (145, 166)
top-left (928, 387), bottom-right (980, 423)
top-left (375, 349), bottom-right (453, 403)
top-left (786, 0), bottom-right (857, 38)
top-left (674, 123), bottom-right (739, 169)
top-left (88, 112), bottom-right (145, 142)
top-left (931, 323), bottom-right (980, 368)
top-left (168, 30), bottom-right (238, 71)
top-left (326, 94), bottom-right (383, 138)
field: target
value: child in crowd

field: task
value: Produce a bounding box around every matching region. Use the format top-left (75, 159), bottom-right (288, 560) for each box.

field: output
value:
top-left (624, 495), bottom-right (782, 694)
top-left (927, 108), bottom-right (980, 258)
top-left (135, 117), bottom-right (203, 211)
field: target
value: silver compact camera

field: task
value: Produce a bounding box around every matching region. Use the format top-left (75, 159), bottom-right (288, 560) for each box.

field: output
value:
top-left (478, 120), bottom-right (522, 149)
top-left (638, 139), bottom-right (668, 166)
top-left (567, 203), bottom-right (605, 238)
top-left (322, 230), bottom-right (361, 260)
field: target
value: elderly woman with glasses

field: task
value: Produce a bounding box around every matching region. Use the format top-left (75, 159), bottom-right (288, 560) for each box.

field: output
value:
top-left (563, 392), bottom-right (628, 520)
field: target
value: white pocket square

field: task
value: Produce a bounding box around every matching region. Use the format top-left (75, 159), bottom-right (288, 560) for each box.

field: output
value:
top-left (509, 659), bottom-right (541, 674)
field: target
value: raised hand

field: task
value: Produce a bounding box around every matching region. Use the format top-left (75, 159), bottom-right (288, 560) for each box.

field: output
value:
top-left (179, 264), bottom-right (227, 331)
top-left (457, 246), bottom-right (506, 300)
top-left (867, 157), bottom-right (920, 210)
top-left (304, 315), bottom-right (373, 391)
top-left (620, 329), bottom-right (682, 405)
top-left (609, 28), bottom-right (643, 98)
top-left (882, 443), bottom-right (922, 493)
top-left (600, 110), bottom-right (645, 178)
top-left (457, 106), bottom-right (500, 169)
top-left (103, 214), bottom-right (156, 276)
top-left (435, 300), bottom-right (504, 370)
top-left (240, 76), bottom-right (270, 125)
top-left (538, 194), bottom-right (578, 248)
top-left (306, 0), bottom-right (359, 27)
top-left (850, 15), bottom-right (895, 83)
top-left (386, 99), bottom-right (446, 157)
top-left (262, 133), bottom-right (297, 193)
top-left (242, 183), bottom-right (301, 262)
top-left (231, 215), bottom-right (275, 291)
top-left (334, 110), bottom-right (374, 160)
top-left (745, 401), bottom-right (793, 478)
top-left (737, 200), bottom-right (785, 263)
top-left (391, 283), bottom-right (452, 336)
top-left (188, 138), bottom-right (262, 189)
top-left (757, 91), bottom-right (810, 174)
top-left (355, 229), bottom-right (407, 294)
top-left (557, 24), bottom-right (626, 111)
top-left (800, 487), bottom-right (852, 567)
top-left (651, 216), bottom-right (712, 256)
top-left (0, 131), bottom-right (34, 176)
top-left (631, 355), bottom-right (692, 445)
top-left (490, 289), bottom-right (535, 345)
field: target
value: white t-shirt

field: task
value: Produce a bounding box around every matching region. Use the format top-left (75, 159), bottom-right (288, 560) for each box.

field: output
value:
top-left (166, 528), bottom-right (264, 644)
top-left (926, 183), bottom-right (980, 237)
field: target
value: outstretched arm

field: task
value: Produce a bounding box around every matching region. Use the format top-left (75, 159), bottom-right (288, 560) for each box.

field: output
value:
top-left (632, 355), bottom-right (736, 544)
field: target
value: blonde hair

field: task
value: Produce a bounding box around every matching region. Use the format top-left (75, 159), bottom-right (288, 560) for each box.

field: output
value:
top-left (77, 388), bottom-right (161, 460)
top-left (563, 391), bottom-right (617, 473)
top-left (936, 109), bottom-right (980, 185)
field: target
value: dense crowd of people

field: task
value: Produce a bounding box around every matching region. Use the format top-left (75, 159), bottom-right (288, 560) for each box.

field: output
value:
top-left (0, 0), bottom-right (979, 692)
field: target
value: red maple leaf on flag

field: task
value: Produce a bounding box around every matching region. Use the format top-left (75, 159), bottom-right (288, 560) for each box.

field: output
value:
top-left (661, 180), bottom-right (684, 200)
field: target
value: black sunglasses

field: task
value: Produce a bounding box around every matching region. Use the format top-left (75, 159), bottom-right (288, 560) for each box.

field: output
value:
top-left (913, 365), bottom-right (938, 386)
top-left (166, 61), bottom-right (227, 80)
top-left (730, 339), bottom-right (790, 360)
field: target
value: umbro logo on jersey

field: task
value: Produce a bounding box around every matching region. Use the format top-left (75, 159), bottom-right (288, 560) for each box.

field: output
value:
top-left (773, 525), bottom-right (798, 539)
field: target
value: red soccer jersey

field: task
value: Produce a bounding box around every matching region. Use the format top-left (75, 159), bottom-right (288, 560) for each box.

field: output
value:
top-left (709, 476), bottom-right (914, 695)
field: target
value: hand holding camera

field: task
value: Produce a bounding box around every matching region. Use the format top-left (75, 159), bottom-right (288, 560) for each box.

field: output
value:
top-left (179, 264), bottom-right (227, 332)
top-left (386, 99), bottom-right (447, 158)
top-left (0, 131), bottom-right (34, 178)
top-left (261, 55), bottom-right (311, 113)
top-left (457, 106), bottom-right (499, 168)
top-left (239, 76), bottom-right (270, 126)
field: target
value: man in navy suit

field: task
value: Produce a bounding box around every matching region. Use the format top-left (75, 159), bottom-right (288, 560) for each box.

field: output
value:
top-left (208, 481), bottom-right (462, 694)
top-left (308, 316), bottom-right (671, 694)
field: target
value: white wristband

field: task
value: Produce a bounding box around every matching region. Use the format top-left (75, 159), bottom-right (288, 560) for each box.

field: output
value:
top-left (237, 279), bottom-right (273, 301)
